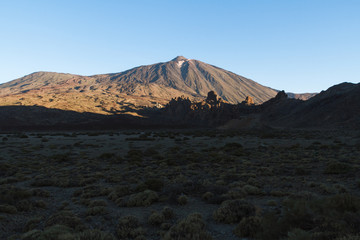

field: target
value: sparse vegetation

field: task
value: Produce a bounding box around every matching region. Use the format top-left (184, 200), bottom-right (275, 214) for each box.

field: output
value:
top-left (1, 129), bottom-right (360, 239)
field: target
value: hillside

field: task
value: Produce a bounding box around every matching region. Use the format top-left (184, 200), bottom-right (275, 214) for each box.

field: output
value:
top-left (0, 56), bottom-right (282, 114)
top-left (261, 82), bottom-right (360, 129)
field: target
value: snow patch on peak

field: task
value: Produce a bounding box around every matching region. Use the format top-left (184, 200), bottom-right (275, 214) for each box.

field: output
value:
top-left (177, 60), bottom-right (185, 68)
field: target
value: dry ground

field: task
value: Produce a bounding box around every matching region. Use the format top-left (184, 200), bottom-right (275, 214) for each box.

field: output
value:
top-left (1, 129), bottom-right (360, 240)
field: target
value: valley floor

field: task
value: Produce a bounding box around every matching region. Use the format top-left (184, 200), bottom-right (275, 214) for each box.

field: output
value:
top-left (1, 129), bottom-right (360, 240)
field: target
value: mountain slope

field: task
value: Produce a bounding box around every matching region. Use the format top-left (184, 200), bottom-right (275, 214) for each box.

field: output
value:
top-left (262, 82), bottom-right (360, 128)
top-left (0, 56), bottom-right (295, 114)
top-left (90, 56), bottom-right (278, 104)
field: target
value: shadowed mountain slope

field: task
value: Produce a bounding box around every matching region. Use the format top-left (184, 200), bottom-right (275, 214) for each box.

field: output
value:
top-left (0, 82), bottom-right (358, 130)
top-left (261, 82), bottom-right (360, 128)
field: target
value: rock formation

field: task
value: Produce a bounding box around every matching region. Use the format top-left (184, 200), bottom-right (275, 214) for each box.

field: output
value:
top-left (241, 96), bottom-right (255, 106)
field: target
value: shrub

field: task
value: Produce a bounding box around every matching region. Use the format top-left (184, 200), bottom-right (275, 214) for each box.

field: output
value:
top-left (45, 211), bottom-right (84, 230)
top-left (256, 212), bottom-right (285, 240)
top-left (163, 213), bottom-right (213, 240)
top-left (328, 194), bottom-right (360, 212)
top-left (32, 188), bottom-right (51, 197)
top-left (16, 199), bottom-right (33, 212)
top-left (148, 211), bottom-right (165, 226)
top-left (86, 206), bottom-right (107, 216)
top-left (79, 185), bottom-right (111, 199)
top-left (335, 236), bottom-right (360, 240)
top-left (0, 185), bottom-right (33, 204)
top-left (88, 200), bottom-right (107, 207)
top-left (21, 229), bottom-right (42, 240)
top-left (23, 224), bottom-right (75, 240)
top-left (108, 186), bottom-right (131, 201)
top-left (98, 153), bottom-right (116, 159)
top-left (41, 225), bottom-right (74, 239)
top-left (24, 217), bottom-right (43, 232)
top-left (287, 228), bottom-right (312, 240)
top-left (202, 192), bottom-right (214, 202)
top-left (233, 216), bottom-right (261, 238)
top-left (177, 195), bottom-right (188, 205)
top-left (125, 190), bottom-right (159, 207)
top-left (34, 200), bottom-right (47, 209)
top-left (0, 204), bottom-right (17, 214)
top-left (143, 148), bottom-right (159, 157)
top-left (162, 206), bottom-right (175, 220)
top-left (143, 178), bottom-right (164, 192)
top-left (76, 229), bottom-right (115, 240)
top-left (243, 184), bottom-right (262, 195)
top-left (117, 216), bottom-right (145, 239)
top-left (282, 199), bottom-right (315, 231)
top-left (324, 161), bottom-right (351, 174)
top-left (213, 200), bottom-right (256, 224)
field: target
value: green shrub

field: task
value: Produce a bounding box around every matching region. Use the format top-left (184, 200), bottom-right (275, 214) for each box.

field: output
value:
top-left (163, 213), bottom-right (213, 240)
top-left (177, 195), bottom-right (188, 205)
top-left (98, 153), bottom-right (116, 159)
top-left (78, 185), bottom-right (110, 198)
top-left (86, 206), bottom-right (107, 216)
top-left (108, 186), bottom-right (130, 201)
top-left (243, 184), bottom-right (262, 195)
top-left (202, 192), bottom-right (214, 201)
top-left (144, 178), bottom-right (164, 192)
top-left (76, 229), bottom-right (115, 240)
top-left (148, 211), bottom-right (165, 226)
top-left (45, 211), bottom-right (84, 230)
top-left (335, 236), bottom-right (360, 240)
top-left (117, 216), bottom-right (145, 239)
top-left (34, 200), bottom-right (47, 209)
top-left (0, 185), bottom-right (33, 204)
top-left (24, 217), bottom-right (43, 232)
top-left (21, 229), bottom-right (42, 240)
top-left (257, 194), bottom-right (360, 240)
top-left (88, 200), bottom-right (107, 207)
top-left (328, 194), bottom-right (360, 212)
top-left (287, 228), bottom-right (312, 240)
top-left (162, 206), bottom-right (175, 220)
top-left (213, 200), bottom-right (256, 224)
top-left (16, 199), bottom-right (33, 211)
top-left (256, 212), bottom-right (285, 240)
top-left (22, 224), bottom-right (74, 240)
top-left (324, 161), bottom-right (351, 174)
top-left (282, 199), bottom-right (315, 231)
top-left (233, 216), bottom-right (261, 238)
top-left (126, 190), bottom-right (158, 207)
top-left (0, 204), bottom-right (17, 214)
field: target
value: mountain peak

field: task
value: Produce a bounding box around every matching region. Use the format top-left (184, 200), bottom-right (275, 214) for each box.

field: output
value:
top-left (172, 56), bottom-right (188, 61)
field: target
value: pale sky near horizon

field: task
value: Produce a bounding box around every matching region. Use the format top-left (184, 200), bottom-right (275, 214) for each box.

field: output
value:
top-left (0, 0), bottom-right (359, 93)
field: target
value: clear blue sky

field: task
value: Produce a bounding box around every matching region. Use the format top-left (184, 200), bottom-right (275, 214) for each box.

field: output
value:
top-left (0, 0), bottom-right (359, 93)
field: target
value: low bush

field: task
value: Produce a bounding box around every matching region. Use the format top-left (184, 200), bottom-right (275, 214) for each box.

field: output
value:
top-left (213, 200), bottom-right (256, 224)
top-left (163, 213), bottom-right (213, 240)
top-left (45, 210), bottom-right (84, 230)
top-left (324, 161), bottom-right (351, 174)
top-left (233, 216), bottom-right (261, 238)
top-left (148, 211), bottom-right (165, 226)
top-left (126, 190), bottom-right (158, 207)
top-left (76, 229), bottom-right (115, 240)
top-left (0, 204), bottom-right (17, 214)
top-left (177, 195), bottom-right (188, 205)
top-left (162, 206), bottom-right (175, 220)
top-left (117, 216), bottom-right (145, 239)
